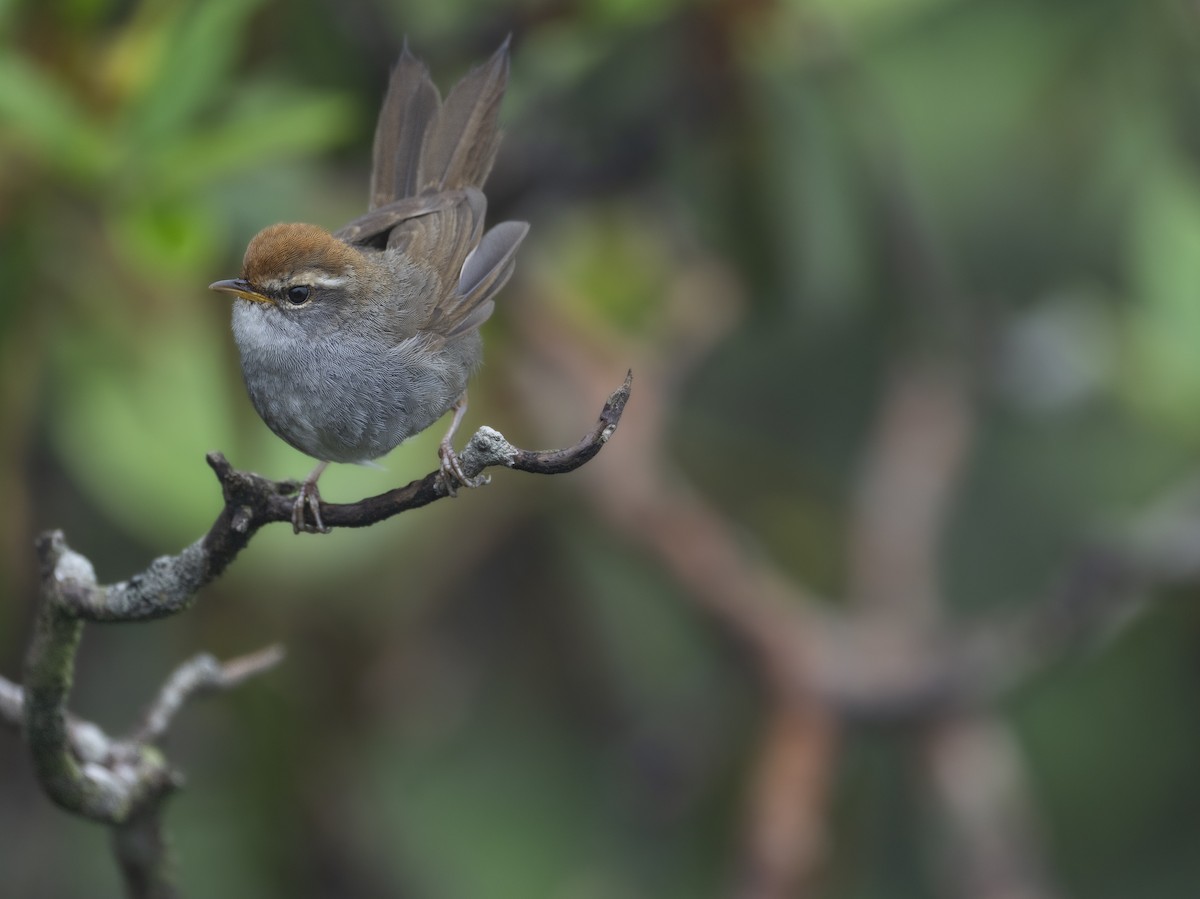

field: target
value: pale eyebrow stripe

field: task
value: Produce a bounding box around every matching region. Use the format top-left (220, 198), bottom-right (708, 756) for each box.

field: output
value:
top-left (301, 273), bottom-right (348, 288)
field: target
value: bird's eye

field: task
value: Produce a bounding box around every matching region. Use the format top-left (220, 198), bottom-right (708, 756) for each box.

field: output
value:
top-left (286, 285), bottom-right (310, 305)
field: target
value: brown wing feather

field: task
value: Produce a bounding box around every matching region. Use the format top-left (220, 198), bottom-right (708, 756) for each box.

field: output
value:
top-left (333, 195), bottom-right (441, 247)
top-left (437, 219), bottom-right (529, 337)
top-left (341, 39), bottom-right (527, 342)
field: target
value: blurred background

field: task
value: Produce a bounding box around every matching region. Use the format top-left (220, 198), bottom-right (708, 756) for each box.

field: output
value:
top-left (4, 0), bottom-right (1200, 896)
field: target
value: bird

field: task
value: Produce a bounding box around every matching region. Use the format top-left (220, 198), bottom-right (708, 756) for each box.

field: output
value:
top-left (209, 40), bottom-right (528, 534)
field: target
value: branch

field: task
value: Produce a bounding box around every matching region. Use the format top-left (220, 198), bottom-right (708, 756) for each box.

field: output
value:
top-left (39, 374), bottom-right (631, 625)
top-left (4, 375), bottom-right (629, 896)
top-left (132, 646), bottom-right (286, 746)
top-left (21, 538), bottom-right (286, 825)
top-left (113, 805), bottom-right (178, 899)
top-left (218, 371), bottom-right (627, 537)
top-left (733, 697), bottom-right (837, 899)
top-left (7, 376), bottom-right (628, 857)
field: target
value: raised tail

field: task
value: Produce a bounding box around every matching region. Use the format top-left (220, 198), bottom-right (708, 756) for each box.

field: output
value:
top-left (369, 37), bottom-right (510, 209)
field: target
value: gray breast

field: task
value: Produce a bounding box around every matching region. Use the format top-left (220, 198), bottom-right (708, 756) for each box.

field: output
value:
top-left (231, 300), bottom-right (477, 463)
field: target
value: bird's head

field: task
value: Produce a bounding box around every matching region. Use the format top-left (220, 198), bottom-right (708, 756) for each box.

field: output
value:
top-left (209, 223), bottom-right (365, 313)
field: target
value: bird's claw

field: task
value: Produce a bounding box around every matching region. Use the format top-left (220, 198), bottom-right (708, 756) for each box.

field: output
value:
top-left (438, 441), bottom-right (489, 496)
top-left (292, 481), bottom-right (329, 534)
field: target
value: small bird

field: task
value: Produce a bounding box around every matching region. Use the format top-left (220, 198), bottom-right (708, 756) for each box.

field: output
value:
top-left (210, 40), bottom-right (528, 533)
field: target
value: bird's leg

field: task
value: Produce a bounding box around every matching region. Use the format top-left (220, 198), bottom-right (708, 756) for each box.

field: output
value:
top-left (293, 461), bottom-right (330, 534)
top-left (438, 392), bottom-right (488, 495)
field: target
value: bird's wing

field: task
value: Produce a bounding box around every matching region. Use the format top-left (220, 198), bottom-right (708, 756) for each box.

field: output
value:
top-left (338, 39), bottom-right (526, 341)
top-left (379, 188), bottom-right (528, 340)
top-left (333, 195), bottom-right (444, 247)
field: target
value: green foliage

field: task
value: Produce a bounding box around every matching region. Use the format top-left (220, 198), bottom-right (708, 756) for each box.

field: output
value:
top-left (1124, 156), bottom-right (1200, 439)
top-left (0, 54), bottom-right (111, 180)
top-left (0, 0), bottom-right (358, 548)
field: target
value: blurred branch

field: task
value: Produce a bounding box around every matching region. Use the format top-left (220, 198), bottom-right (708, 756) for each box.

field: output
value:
top-left (113, 805), bottom-right (177, 899)
top-left (839, 71), bottom-right (1063, 899)
top-left (808, 474), bottom-right (1200, 722)
top-left (2, 380), bottom-right (629, 898)
top-left (801, 370), bottom-right (1200, 899)
top-left (19, 532), bottom-right (286, 826)
top-left (923, 715), bottom-right (1061, 899)
top-left (734, 697), bottom-right (837, 899)
top-left (517, 256), bottom-right (1196, 899)
top-left (12, 533), bottom-right (283, 898)
top-left (514, 305), bottom-right (838, 899)
top-left (132, 646), bottom-right (286, 746)
top-left (846, 361), bottom-right (973, 625)
top-left (0, 673), bottom-right (20, 729)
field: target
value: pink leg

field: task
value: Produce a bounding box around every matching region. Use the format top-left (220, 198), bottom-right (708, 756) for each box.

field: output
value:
top-left (438, 392), bottom-right (487, 495)
top-left (293, 461), bottom-right (330, 534)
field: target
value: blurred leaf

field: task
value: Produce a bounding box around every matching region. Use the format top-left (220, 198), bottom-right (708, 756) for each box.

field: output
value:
top-left (0, 0), bottom-right (17, 35)
top-left (1122, 155), bottom-right (1200, 439)
top-left (534, 203), bottom-right (669, 335)
top-left (753, 75), bottom-right (871, 318)
top-left (562, 524), bottom-right (731, 704)
top-left (811, 0), bottom-right (968, 36)
top-left (1016, 604), bottom-right (1200, 899)
top-left (121, 0), bottom-right (266, 148)
top-left (110, 199), bottom-right (219, 275)
top-left (517, 25), bottom-right (615, 103)
top-left (582, 0), bottom-right (680, 27)
top-left (0, 55), bottom-right (111, 179)
top-left (866, 1), bottom-right (1069, 216)
top-left (148, 88), bottom-right (356, 195)
top-left (371, 727), bottom-right (601, 899)
top-left (49, 309), bottom-right (238, 543)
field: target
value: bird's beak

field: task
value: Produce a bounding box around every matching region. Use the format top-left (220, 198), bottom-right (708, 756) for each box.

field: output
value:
top-left (208, 278), bottom-right (273, 304)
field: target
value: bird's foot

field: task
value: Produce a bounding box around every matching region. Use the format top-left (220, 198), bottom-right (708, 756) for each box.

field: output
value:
top-left (438, 440), bottom-right (489, 496)
top-left (292, 480), bottom-right (329, 534)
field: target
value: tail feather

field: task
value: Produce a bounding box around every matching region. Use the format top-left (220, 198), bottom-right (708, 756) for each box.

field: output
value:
top-left (358, 39), bottom-right (527, 339)
top-left (369, 46), bottom-right (440, 209)
top-left (418, 37), bottom-right (510, 192)
top-left (369, 38), bottom-right (510, 209)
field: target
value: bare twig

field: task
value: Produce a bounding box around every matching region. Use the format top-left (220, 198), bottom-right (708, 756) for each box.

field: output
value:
top-left (133, 646), bottom-right (286, 746)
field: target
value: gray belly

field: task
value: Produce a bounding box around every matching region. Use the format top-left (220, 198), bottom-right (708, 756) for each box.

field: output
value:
top-left (232, 303), bottom-right (477, 463)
